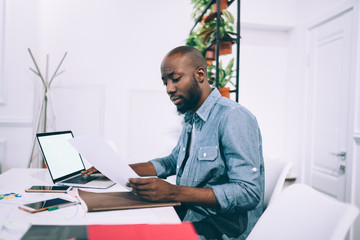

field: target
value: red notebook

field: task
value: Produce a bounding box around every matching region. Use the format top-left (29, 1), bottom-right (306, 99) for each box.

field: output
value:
top-left (87, 222), bottom-right (199, 240)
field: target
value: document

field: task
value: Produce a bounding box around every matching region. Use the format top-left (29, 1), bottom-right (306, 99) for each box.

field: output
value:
top-left (68, 135), bottom-right (138, 190)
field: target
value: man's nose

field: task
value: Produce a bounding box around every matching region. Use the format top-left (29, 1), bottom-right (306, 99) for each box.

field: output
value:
top-left (166, 81), bottom-right (176, 94)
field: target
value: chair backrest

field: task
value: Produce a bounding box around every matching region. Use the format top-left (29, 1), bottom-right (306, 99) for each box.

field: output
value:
top-left (247, 183), bottom-right (359, 240)
top-left (264, 159), bottom-right (293, 208)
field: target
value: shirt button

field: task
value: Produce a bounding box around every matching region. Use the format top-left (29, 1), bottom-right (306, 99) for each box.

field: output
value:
top-left (177, 165), bottom-right (179, 169)
top-left (203, 152), bottom-right (207, 158)
top-left (252, 167), bottom-right (258, 172)
top-left (183, 147), bottom-right (186, 151)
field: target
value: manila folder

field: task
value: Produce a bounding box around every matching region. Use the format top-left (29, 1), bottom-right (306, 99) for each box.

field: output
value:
top-left (77, 189), bottom-right (181, 212)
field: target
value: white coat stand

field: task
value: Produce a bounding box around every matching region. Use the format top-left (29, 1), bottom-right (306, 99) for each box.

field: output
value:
top-left (27, 48), bottom-right (67, 168)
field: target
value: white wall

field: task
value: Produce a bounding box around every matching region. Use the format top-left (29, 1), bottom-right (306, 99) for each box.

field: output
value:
top-left (0, 0), bottom-right (39, 171)
top-left (1, 0), bottom-right (298, 171)
top-left (241, 0), bottom-right (296, 29)
top-left (0, 0), bottom-right (192, 171)
top-left (239, 0), bottom-right (298, 177)
top-left (0, 0), bottom-right (299, 173)
top-left (36, 0), bottom-right (190, 164)
top-left (240, 28), bottom-right (291, 170)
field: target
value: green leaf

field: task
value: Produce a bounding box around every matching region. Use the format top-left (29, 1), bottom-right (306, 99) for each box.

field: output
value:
top-left (219, 69), bottom-right (225, 87)
top-left (225, 58), bottom-right (234, 75)
top-left (222, 10), bottom-right (234, 24)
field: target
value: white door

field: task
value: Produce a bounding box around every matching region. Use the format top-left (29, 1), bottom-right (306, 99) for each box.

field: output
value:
top-left (304, 9), bottom-right (354, 201)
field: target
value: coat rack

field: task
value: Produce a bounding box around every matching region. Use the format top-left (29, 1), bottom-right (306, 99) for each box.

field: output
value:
top-left (27, 49), bottom-right (67, 168)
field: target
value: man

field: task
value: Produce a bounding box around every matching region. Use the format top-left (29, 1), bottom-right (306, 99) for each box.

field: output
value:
top-left (84, 46), bottom-right (264, 240)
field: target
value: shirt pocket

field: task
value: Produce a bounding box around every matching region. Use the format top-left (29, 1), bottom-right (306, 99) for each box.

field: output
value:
top-left (193, 146), bottom-right (220, 184)
top-left (198, 146), bottom-right (218, 161)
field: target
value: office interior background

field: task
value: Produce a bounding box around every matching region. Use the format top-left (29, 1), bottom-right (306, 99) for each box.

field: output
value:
top-left (0, 0), bottom-right (359, 238)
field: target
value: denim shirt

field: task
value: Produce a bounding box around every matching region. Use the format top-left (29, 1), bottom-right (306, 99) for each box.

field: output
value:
top-left (151, 88), bottom-right (264, 240)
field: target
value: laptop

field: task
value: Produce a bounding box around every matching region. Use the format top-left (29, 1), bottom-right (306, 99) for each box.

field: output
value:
top-left (36, 131), bottom-right (115, 189)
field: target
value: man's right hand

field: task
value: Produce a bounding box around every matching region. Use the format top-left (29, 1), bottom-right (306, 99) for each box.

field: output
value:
top-left (81, 166), bottom-right (99, 175)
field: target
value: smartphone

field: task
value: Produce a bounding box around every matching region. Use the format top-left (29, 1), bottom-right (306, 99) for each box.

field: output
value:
top-left (18, 198), bottom-right (77, 213)
top-left (25, 186), bottom-right (71, 193)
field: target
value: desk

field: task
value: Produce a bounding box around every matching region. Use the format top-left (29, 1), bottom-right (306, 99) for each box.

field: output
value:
top-left (0, 168), bottom-right (181, 240)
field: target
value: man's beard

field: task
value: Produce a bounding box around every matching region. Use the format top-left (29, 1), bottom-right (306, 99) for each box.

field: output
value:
top-left (177, 75), bottom-right (202, 114)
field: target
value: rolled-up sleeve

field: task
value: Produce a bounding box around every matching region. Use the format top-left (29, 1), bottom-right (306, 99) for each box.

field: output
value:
top-left (211, 107), bottom-right (263, 213)
top-left (150, 140), bottom-right (180, 179)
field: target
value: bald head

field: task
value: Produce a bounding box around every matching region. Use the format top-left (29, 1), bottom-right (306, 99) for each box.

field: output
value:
top-left (162, 46), bottom-right (207, 73)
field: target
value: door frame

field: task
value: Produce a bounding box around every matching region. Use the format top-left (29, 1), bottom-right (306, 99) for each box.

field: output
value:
top-left (351, 1), bottom-right (360, 240)
top-left (302, 1), bottom-right (358, 204)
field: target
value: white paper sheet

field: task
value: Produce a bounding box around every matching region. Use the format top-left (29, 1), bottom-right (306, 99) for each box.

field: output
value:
top-left (68, 135), bottom-right (138, 190)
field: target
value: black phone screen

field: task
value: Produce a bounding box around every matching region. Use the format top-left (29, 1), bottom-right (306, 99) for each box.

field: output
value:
top-left (25, 198), bottom-right (72, 210)
top-left (29, 186), bottom-right (69, 191)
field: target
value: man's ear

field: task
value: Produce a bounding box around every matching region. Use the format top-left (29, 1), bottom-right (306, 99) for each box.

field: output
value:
top-left (196, 67), bottom-right (206, 83)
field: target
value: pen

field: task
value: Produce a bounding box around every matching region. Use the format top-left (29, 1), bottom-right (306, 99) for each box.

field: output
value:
top-left (48, 202), bottom-right (78, 211)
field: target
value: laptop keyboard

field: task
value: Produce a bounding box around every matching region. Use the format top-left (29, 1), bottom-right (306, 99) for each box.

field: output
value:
top-left (65, 174), bottom-right (97, 184)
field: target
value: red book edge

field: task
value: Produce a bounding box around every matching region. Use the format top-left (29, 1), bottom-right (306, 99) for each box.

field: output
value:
top-left (87, 222), bottom-right (199, 240)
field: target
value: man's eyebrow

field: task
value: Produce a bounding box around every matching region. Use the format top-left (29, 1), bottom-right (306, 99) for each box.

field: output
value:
top-left (161, 71), bottom-right (174, 80)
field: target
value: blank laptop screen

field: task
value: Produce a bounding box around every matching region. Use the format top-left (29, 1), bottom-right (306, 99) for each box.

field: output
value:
top-left (37, 132), bottom-right (85, 180)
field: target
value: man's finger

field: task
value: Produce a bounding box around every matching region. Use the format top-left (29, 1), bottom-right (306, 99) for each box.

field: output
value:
top-left (88, 168), bottom-right (97, 175)
top-left (132, 189), bottom-right (154, 199)
top-left (81, 167), bottom-right (98, 175)
top-left (128, 177), bottom-right (154, 184)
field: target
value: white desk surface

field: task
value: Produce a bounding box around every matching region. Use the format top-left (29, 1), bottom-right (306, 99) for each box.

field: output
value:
top-left (0, 168), bottom-right (180, 240)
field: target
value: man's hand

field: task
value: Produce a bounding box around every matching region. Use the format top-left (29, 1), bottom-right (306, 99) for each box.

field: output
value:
top-left (81, 166), bottom-right (99, 175)
top-left (127, 177), bottom-right (220, 208)
top-left (126, 178), bottom-right (177, 202)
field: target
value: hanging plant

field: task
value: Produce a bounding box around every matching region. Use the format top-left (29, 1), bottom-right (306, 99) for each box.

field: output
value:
top-left (207, 58), bottom-right (235, 88)
top-left (187, 0), bottom-right (238, 98)
top-left (199, 9), bottom-right (236, 48)
top-left (185, 30), bottom-right (207, 56)
top-left (190, 0), bottom-right (212, 21)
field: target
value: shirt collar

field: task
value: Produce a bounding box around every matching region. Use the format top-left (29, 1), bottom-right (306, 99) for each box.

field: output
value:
top-left (184, 88), bottom-right (221, 124)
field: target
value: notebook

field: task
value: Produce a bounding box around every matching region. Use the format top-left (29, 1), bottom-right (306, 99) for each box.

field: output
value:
top-left (36, 131), bottom-right (115, 189)
top-left (76, 189), bottom-right (181, 212)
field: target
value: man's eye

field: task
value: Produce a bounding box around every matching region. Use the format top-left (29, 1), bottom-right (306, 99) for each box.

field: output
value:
top-left (163, 81), bottom-right (167, 86)
top-left (173, 77), bottom-right (181, 82)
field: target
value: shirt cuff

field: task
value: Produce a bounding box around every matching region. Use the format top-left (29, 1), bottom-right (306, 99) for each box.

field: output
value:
top-left (149, 159), bottom-right (168, 178)
top-left (211, 185), bottom-right (233, 213)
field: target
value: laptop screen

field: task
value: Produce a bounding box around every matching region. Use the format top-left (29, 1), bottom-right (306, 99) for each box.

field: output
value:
top-left (37, 131), bottom-right (85, 180)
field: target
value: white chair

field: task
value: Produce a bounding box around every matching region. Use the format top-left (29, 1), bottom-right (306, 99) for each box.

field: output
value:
top-left (247, 183), bottom-right (359, 240)
top-left (264, 159), bottom-right (293, 209)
